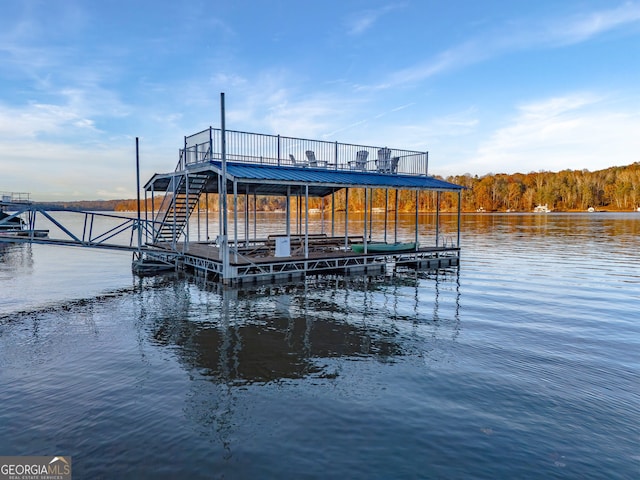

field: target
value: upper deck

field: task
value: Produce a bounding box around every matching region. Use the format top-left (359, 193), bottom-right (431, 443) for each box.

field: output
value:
top-left (177, 127), bottom-right (429, 176)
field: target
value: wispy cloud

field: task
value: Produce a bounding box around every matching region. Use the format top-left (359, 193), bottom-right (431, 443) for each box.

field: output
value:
top-left (364, 2), bottom-right (640, 90)
top-left (549, 1), bottom-right (640, 45)
top-left (0, 101), bottom-right (94, 139)
top-left (0, 1), bottom-right (87, 76)
top-left (0, 140), bottom-right (138, 200)
top-left (345, 3), bottom-right (405, 36)
top-left (191, 69), bottom-right (363, 139)
top-left (359, 44), bottom-right (480, 91)
top-left (0, 83), bottom-right (131, 141)
top-left (459, 92), bottom-right (640, 175)
top-left (323, 102), bottom-right (416, 138)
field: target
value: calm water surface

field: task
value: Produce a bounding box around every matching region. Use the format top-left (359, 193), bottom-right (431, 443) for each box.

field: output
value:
top-left (0, 213), bottom-right (638, 479)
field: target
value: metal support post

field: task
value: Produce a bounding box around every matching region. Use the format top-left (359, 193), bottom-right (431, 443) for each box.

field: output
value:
top-left (245, 185), bottom-right (249, 247)
top-left (395, 189), bottom-right (399, 244)
top-left (436, 191), bottom-right (441, 247)
top-left (368, 188), bottom-right (373, 242)
top-left (344, 188), bottom-right (349, 250)
top-left (457, 190), bottom-right (462, 247)
top-left (364, 188), bottom-right (368, 254)
top-left (331, 192), bottom-right (335, 237)
top-left (205, 192), bottom-right (209, 242)
top-left (304, 185), bottom-right (309, 258)
top-left (135, 137), bottom-right (142, 251)
top-left (286, 186), bottom-right (291, 237)
top-left (384, 189), bottom-right (388, 244)
top-left (220, 92), bottom-right (230, 283)
top-left (233, 179), bottom-right (238, 262)
top-left (415, 190), bottom-right (419, 250)
top-left (184, 170), bottom-right (189, 253)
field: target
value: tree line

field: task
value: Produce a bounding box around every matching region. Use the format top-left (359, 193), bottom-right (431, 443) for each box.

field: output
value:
top-left (445, 162), bottom-right (640, 212)
top-left (40, 162), bottom-right (639, 213)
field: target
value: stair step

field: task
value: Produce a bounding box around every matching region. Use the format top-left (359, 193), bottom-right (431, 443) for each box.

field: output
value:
top-left (153, 171), bottom-right (209, 243)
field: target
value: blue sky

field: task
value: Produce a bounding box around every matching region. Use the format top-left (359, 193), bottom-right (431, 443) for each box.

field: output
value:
top-left (1, 0), bottom-right (640, 201)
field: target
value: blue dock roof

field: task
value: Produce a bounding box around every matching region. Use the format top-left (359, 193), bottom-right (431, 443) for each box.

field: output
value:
top-left (218, 162), bottom-right (461, 197)
top-left (146, 161), bottom-right (463, 197)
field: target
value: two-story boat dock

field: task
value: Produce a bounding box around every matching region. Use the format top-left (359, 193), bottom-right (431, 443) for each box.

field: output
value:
top-left (138, 108), bottom-right (463, 285)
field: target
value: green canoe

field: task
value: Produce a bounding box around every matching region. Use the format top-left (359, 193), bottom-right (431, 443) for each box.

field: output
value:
top-left (351, 242), bottom-right (417, 253)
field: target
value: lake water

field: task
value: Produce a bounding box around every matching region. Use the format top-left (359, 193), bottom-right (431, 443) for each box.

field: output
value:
top-left (0, 213), bottom-right (638, 479)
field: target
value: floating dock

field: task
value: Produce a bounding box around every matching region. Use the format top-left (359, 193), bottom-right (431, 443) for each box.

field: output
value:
top-left (139, 99), bottom-right (464, 285)
top-left (0, 192), bottom-right (50, 239)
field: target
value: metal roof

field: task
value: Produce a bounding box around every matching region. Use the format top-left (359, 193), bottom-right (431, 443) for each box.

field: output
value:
top-left (145, 161), bottom-right (463, 197)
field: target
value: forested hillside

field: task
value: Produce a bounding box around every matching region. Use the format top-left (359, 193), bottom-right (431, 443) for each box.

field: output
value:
top-left (42, 162), bottom-right (639, 213)
top-left (444, 162), bottom-right (640, 212)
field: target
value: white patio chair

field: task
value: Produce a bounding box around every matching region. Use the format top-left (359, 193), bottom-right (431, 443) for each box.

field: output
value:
top-left (290, 154), bottom-right (307, 167)
top-left (306, 150), bottom-right (328, 168)
top-left (376, 148), bottom-right (392, 173)
top-left (349, 150), bottom-right (369, 171)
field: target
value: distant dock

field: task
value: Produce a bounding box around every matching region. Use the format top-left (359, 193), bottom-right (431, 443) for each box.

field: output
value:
top-left (0, 192), bottom-right (49, 239)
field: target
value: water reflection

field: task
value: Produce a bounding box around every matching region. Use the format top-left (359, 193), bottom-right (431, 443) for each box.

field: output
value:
top-left (451, 212), bottom-right (640, 239)
top-left (2, 213), bottom-right (638, 478)
top-left (126, 272), bottom-right (462, 466)
top-left (0, 242), bottom-right (34, 272)
top-left (136, 273), bottom-right (461, 385)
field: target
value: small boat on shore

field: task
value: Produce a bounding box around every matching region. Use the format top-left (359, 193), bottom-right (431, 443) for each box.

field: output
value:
top-left (533, 204), bottom-right (552, 213)
top-left (351, 242), bottom-right (417, 253)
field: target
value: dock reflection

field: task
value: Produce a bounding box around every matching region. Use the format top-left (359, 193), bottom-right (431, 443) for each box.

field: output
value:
top-left (138, 273), bottom-right (461, 385)
top-left (0, 241), bottom-right (33, 270)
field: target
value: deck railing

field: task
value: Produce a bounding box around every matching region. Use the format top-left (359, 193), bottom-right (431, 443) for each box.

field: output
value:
top-left (179, 127), bottom-right (429, 176)
top-left (0, 191), bottom-right (31, 204)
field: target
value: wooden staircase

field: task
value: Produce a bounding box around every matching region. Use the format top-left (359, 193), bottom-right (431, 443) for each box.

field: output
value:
top-left (153, 173), bottom-right (208, 245)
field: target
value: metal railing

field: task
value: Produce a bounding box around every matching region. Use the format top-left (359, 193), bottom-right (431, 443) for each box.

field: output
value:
top-left (179, 127), bottom-right (429, 176)
top-left (0, 204), bottom-right (156, 250)
top-left (0, 191), bottom-right (31, 204)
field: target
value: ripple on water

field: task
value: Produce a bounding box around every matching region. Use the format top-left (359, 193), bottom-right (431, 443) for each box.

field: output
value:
top-left (0, 213), bottom-right (639, 479)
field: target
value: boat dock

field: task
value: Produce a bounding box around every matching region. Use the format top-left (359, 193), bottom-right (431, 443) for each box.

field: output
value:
top-left (138, 96), bottom-right (464, 284)
top-left (0, 192), bottom-right (50, 238)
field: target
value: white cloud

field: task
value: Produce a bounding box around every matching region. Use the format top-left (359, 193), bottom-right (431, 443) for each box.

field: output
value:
top-left (0, 102), bottom-right (94, 139)
top-left (455, 92), bottom-right (640, 175)
top-left (189, 69), bottom-right (364, 139)
top-left (0, 132), bottom-right (179, 201)
top-left (551, 1), bottom-right (640, 45)
top-left (345, 3), bottom-right (405, 36)
top-left (364, 2), bottom-right (640, 90)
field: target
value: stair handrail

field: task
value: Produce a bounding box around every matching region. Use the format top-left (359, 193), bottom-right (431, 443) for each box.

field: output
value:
top-left (152, 173), bottom-right (209, 246)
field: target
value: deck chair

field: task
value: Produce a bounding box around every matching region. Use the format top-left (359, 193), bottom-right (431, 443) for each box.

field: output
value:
top-left (305, 150), bottom-right (319, 167)
top-left (376, 147), bottom-right (392, 173)
top-left (306, 150), bottom-right (328, 168)
top-left (390, 156), bottom-right (399, 174)
top-left (349, 150), bottom-right (369, 171)
top-left (290, 154), bottom-right (307, 167)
